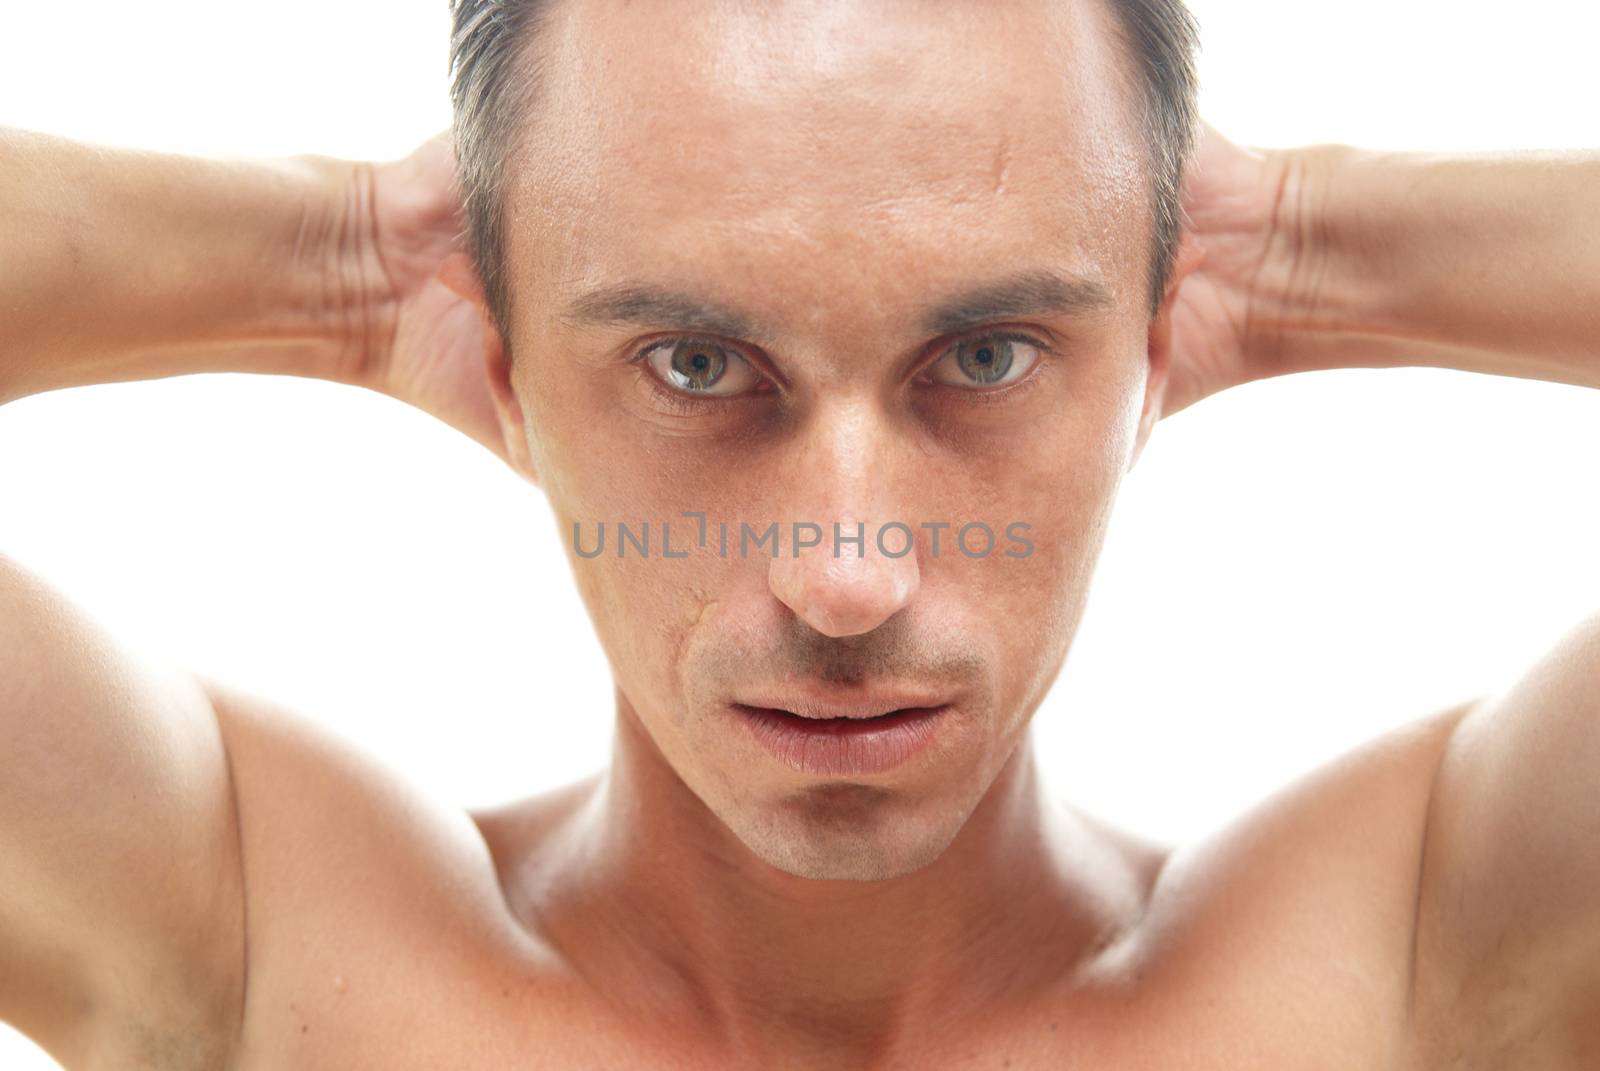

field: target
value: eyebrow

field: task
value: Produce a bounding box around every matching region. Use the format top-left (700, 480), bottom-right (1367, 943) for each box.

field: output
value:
top-left (561, 283), bottom-right (759, 341)
top-left (557, 268), bottom-right (1116, 343)
top-left (919, 269), bottom-right (1116, 336)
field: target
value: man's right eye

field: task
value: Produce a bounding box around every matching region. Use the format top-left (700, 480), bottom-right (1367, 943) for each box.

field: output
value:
top-left (641, 337), bottom-right (765, 397)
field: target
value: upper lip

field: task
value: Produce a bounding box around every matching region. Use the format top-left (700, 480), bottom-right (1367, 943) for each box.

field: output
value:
top-left (733, 683), bottom-right (954, 720)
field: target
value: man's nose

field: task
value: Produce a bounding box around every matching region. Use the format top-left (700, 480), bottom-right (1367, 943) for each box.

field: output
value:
top-left (768, 526), bottom-right (922, 637)
top-left (766, 405), bottom-right (922, 638)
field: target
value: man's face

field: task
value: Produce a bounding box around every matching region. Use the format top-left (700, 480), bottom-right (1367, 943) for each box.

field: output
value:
top-left (495, 0), bottom-right (1168, 880)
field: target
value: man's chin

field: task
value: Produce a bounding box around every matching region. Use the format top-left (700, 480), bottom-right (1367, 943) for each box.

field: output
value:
top-left (729, 784), bottom-right (966, 882)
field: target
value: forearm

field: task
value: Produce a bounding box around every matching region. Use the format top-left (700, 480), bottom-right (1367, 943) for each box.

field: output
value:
top-left (1267, 143), bottom-right (1600, 389)
top-left (0, 127), bottom-right (383, 405)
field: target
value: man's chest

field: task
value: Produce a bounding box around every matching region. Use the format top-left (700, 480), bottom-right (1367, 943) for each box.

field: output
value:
top-left (222, 919), bottom-right (1425, 1071)
top-left (223, 986), bottom-right (1423, 1071)
top-left (208, 829), bottom-right (1566, 1071)
top-left (224, 950), bottom-right (1568, 1071)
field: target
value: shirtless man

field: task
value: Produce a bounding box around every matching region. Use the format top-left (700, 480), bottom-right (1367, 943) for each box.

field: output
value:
top-left (3, 0), bottom-right (1598, 1066)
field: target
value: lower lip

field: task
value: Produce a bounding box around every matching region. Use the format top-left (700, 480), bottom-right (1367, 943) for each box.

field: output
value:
top-left (735, 704), bottom-right (950, 777)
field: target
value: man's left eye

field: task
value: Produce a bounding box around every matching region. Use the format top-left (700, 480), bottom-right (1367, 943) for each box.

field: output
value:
top-left (926, 333), bottom-right (1043, 388)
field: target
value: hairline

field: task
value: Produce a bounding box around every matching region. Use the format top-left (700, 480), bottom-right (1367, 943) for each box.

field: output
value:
top-left (451, 0), bottom-right (1197, 356)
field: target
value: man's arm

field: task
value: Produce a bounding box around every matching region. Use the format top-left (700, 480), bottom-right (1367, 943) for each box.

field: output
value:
top-left (0, 127), bottom-right (386, 402)
top-left (0, 128), bottom-right (386, 1064)
top-left (1261, 142), bottom-right (1600, 390)
top-left (1264, 145), bottom-right (1600, 1055)
top-left (0, 558), bottom-right (244, 1066)
top-left (1413, 616), bottom-right (1600, 1057)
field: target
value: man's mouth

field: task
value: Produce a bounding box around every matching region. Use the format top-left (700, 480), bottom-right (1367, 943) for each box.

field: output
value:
top-left (731, 688), bottom-right (955, 721)
top-left (736, 703), bottom-right (946, 726)
top-left (731, 701), bottom-right (953, 776)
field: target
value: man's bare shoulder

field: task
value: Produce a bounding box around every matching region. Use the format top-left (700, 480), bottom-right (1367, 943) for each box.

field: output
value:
top-left (1078, 701), bottom-right (1472, 1066)
top-left (201, 683), bottom-right (627, 1068)
top-left (1142, 701), bottom-right (1468, 945)
top-left (205, 681), bottom-right (508, 913)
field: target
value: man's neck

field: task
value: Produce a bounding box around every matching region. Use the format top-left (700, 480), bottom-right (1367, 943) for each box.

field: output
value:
top-left (521, 698), bottom-right (1156, 1064)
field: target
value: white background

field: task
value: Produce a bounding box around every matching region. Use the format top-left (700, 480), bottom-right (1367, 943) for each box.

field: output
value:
top-left (3, 1), bottom-right (1598, 1066)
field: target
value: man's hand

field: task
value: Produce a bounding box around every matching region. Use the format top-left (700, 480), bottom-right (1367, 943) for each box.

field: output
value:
top-left (1160, 121), bottom-right (1314, 421)
top-left (1166, 126), bottom-right (1600, 416)
top-left (337, 132), bottom-right (511, 470)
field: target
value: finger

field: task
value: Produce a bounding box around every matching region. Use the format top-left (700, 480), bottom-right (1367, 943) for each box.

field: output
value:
top-left (437, 251), bottom-right (484, 305)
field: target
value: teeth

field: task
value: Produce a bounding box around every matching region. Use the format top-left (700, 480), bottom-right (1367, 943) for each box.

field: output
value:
top-left (749, 703), bottom-right (939, 722)
top-left (784, 708), bottom-right (896, 721)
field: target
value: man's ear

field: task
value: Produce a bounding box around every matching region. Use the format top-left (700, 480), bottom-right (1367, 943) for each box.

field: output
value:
top-left (438, 252), bottom-right (540, 486)
top-left (1128, 229), bottom-right (1205, 473)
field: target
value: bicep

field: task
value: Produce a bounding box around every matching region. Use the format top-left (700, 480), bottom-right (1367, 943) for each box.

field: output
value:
top-left (1414, 609), bottom-right (1600, 1052)
top-left (0, 553), bottom-right (244, 1064)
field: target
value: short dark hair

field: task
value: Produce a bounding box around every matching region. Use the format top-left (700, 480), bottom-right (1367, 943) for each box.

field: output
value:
top-left (448, 0), bottom-right (1200, 347)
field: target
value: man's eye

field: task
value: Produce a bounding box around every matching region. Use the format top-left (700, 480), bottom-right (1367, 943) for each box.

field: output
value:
top-left (643, 338), bottom-right (763, 396)
top-left (926, 333), bottom-right (1044, 388)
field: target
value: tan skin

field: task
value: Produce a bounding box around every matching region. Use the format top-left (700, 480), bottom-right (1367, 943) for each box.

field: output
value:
top-left (3, 1), bottom-right (1600, 1067)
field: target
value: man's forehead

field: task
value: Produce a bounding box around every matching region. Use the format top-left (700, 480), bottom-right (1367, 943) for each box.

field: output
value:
top-left (506, 0), bottom-right (1149, 330)
top-left (523, 0), bottom-right (1142, 187)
